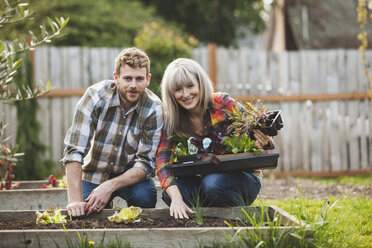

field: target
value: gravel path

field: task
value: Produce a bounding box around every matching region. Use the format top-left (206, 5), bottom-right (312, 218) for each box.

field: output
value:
top-left (259, 177), bottom-right (372, 200)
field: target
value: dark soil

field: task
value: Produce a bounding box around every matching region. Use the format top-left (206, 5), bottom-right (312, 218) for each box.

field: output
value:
top-left (0, 217), bottom-right (244, 230)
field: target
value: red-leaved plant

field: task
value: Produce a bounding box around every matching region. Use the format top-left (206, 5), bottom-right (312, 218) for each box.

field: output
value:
top-left (40, 175), bottom-right (58, 188)
top-left (226, 100), bottom-right (269, 136)
top-left (0, 144), bottom-right (21, 190)
top-left (0, 122), bottom-right (23, 190)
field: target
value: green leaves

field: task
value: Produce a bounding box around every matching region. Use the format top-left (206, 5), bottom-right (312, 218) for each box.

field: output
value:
top-left (138, 0), bottom-right (266, 46)
top-left (134, 21), bottom-right (197, 94)
top-left (35, 208), bottom-right (67, 225)
top-left (108, 206), bottom-right (143, 224)
top-left (223, 133), bottom-right (260, 155)
top-left (168, 135), bottom-right (189, 158)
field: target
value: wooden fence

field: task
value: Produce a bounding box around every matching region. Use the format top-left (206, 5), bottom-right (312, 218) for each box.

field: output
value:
top-left (0, 46), bottom-right (371, 175)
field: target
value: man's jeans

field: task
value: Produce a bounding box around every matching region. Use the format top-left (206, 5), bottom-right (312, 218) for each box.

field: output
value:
top-left (162, 172), bottom-right (261, 207)
top-left (82, 178), bottom-right (157, 208)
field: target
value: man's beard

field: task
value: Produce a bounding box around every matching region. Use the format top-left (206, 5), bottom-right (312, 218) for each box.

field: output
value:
top-left (119, 88), bottom-right (144, 106)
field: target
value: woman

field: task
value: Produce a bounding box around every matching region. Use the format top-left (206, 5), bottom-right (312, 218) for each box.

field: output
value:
top-left (156, 58), bottom-right (274, 219)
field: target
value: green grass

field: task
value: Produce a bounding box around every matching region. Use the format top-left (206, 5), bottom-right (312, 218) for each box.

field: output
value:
top-left (251, 193), bottom-right (372, 247)
top-left (297, 174), bottom-right (372, 186)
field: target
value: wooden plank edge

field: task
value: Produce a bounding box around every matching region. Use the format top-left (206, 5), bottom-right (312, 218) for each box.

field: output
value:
top-left (40, 90), bottom-right (370, 102)
top-left (233, 92), bottom-right (370, 102)
top-left (40, 89), bottom-right (86, 97)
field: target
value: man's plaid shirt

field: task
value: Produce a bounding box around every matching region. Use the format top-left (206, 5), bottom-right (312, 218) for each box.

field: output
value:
top-left (61, 80), bottom-right (163, 184)
top-left (156, 93), bottom-right (262, 191)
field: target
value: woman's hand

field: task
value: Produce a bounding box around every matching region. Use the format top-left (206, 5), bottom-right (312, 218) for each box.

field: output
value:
top-left (166, 185), bottom-right (195, 219)
top-left (253, 129), bottom-right (274, 149)
top-left (169, 197), bottom-right (195, 219)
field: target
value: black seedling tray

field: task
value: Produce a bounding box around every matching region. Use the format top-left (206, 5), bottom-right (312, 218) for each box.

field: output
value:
top-left (172, 152), bottom-right (279, 177)
top-left (253, 110), bottom-right (283, 136)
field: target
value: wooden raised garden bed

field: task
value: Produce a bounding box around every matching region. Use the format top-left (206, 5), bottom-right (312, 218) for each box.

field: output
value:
top-left (0, 206), bottom-right (302, 248)
top-left (0, 180), bottom-right (67, 210)
top-left (0, 180), bottom-right (166, 210)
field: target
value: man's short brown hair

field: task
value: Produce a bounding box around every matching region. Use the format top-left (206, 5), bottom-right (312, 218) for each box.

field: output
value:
top-left (114, 47), bottom-right (150, 77)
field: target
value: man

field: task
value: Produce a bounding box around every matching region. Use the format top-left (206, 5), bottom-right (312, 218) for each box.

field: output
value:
top-left (61, 47), bottom-right (163, 217)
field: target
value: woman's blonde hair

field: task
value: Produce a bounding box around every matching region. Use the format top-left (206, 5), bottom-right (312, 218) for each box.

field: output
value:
top-left (161, 58), bottom-right (214, 136)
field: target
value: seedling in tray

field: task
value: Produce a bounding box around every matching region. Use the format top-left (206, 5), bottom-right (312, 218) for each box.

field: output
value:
top-left (227, 100), bottom-right (283, 137)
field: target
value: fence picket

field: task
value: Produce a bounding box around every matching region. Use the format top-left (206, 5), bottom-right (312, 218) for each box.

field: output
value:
top-left (360, 99), bottom-right (369, 169)
top-left (311, 102), bottom-right (322, 171)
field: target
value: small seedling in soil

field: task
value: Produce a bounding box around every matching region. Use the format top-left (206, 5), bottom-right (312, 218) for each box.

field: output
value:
top-left (36, 208), bottom-right (67, 224)
top-left (108, 206), bottom-right (142, 224)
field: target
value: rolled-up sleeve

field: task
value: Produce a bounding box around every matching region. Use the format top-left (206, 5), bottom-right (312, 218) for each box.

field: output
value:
top-left (60, 87), bottom-right (99, 165)
top-left (133, 104), bottom-right (163, 178)
top-left (156, 131), bottom-right (177, 191)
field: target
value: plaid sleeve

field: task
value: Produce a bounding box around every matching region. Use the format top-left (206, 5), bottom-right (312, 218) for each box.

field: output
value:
top-left (156, 131), bottom-right (177, 191)
top-left (60, 87), bottom-right (99, 165)
top-left (133, 104), bottom-right (163, 178)
top-left (210, 93), bottom-right (244, 126)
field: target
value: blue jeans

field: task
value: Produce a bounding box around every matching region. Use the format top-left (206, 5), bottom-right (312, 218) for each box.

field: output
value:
top-left (82, 178), bottom-right (157, 208)
top-left (162, 172), bottom-right (261, 207)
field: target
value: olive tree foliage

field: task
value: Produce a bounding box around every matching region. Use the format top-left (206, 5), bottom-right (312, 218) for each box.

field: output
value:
top-left (0, 0), bottom-right (68, 182)
top-left (0, 0), bottom-right (69, 102)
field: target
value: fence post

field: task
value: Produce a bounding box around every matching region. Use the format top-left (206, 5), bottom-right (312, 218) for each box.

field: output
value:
top-left (208, 43), bottom-right (217, 90)
top-left (26, 37), bottom-right (35, 87)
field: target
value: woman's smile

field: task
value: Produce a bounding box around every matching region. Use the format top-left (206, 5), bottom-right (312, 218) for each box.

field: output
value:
top-left (173, 82), bottom-right (200, 111)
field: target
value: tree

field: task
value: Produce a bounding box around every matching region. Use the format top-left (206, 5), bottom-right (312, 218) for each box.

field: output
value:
top-left (1, 0), bottom-right (175, 47)
top-left (134, 22), bottom-right (197, 94)
top-left (0, 0), bottom-right (68, 183)
top-left (138, 0), bottom-right (267, 46)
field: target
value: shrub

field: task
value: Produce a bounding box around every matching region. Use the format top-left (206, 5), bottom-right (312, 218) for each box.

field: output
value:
top-left (134, 21), bottom-right (198, 95)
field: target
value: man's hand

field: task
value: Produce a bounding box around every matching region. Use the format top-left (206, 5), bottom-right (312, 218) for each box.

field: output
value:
top-left (65, 162), bottom-right (85, 216)
top-left (85, 181), bottom-right (114, 216)
top-left (67, 201), bottom-right (87, 217)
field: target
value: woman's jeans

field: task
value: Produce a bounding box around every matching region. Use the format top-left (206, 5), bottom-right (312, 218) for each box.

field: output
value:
top-left (82, 177), bottom-right (157, 208)
top-left (162, 172), bottom-right (261, 207)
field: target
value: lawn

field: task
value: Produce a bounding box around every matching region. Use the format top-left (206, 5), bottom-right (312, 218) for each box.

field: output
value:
top-left (297, 174), bottom-right (372, 186)
top-left (250, 176), bottom-right (372, 248)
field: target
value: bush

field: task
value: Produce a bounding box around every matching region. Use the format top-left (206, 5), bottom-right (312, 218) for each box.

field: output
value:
top-left (134, 22), bottom-right (198, 95)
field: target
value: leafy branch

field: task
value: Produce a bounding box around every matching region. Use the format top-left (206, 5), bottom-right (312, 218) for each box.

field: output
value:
top-left (0, 0), bottom-right (69, 102)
